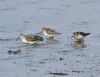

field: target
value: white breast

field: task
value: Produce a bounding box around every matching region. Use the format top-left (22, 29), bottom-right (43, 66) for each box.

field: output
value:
top-left (20, 37), bottom-right (34, 44)
top-left (43, 30), bottom-right (55, 37)
top-left (43, 31), bottom-right (48, 36)
top-left (75, 35), bottom-right (83, 39)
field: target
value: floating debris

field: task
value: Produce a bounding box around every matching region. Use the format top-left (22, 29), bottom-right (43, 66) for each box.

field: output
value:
top-left (59, 57), bottom-right (64, 61)
top-left (7, 49), bottom-right (21, 55)
top-left (48, 72), bottom-right (69, 76)
top-left (71, 70), bottom-right (85, 73)
top-left (8, 50), bottom-right (12, 54)
top-left (72, 70), bottom-right (81, 73)
top-left (39, 61), bottom-right (45, 64)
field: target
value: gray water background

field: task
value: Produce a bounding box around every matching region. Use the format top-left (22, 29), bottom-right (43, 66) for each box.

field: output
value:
top-left (0, 0), bottom-right (100, 77)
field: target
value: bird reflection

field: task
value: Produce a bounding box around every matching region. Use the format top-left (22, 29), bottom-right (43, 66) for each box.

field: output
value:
top-left (45, 39), bottom-right (59, 45)
top-left (71, 41), bottom-right (87, 49)
top-left (15, 39), bottom-right (59, 50)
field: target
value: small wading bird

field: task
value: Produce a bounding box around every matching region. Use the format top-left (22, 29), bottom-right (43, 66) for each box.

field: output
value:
top-left (18, 33), bottom-right (44, 44)
top-left (42, 26), bottom-right (61, 39)
top-left (71, 32), bottom-right (90, 42)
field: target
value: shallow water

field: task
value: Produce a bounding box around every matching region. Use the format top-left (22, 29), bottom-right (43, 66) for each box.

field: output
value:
top-left (0, 0), bottom-right (100, 77)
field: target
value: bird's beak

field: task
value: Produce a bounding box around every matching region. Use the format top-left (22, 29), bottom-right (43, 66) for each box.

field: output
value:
top-left (71, 35), bottom-right (74, 39)
top-left (16, 37), bottom-right (20, 41)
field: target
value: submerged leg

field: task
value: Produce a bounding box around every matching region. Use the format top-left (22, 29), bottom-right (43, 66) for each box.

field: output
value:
top-left (48, 36), bottom-right (54, 39)
top-left (77, 39), bottom-right (84, 42)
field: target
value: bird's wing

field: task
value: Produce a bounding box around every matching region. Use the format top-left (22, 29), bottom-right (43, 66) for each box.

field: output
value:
top-left (25, 35), bottom-right (36, 41)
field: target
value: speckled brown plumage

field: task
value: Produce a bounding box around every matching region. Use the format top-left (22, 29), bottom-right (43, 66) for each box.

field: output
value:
top-left (73, 32), bottom-right (90, 36)
top-left (19, 33), bottom-right (43, 43)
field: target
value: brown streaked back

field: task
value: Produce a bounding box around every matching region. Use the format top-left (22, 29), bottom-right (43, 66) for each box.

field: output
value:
top-left (79, 32), bottom-right (90, 36)
top-left (73, 32), bottom-right (90, 36)
top-left (25, 35), bottom-right (43, 41)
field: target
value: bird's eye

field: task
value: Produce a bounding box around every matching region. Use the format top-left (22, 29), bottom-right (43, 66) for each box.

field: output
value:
top-left (73, 32), bottom-right (76, 35)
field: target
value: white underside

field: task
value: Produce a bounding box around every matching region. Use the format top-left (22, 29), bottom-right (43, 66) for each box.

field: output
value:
top-left (43, 31), bottom-right (55, 37)
top-left (20, 37), bottom-right (34, 44)
top-left (75, 35), bottom-right (84, 39)
top-left (74, 35), bottom-right (84, 42)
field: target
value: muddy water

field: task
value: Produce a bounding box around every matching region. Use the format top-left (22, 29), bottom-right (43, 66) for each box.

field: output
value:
top-left (0, 0), bottom-right (100, 77)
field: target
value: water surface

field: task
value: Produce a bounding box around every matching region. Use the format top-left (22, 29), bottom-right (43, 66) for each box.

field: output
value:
top-left (0, 0), bottom-right (100, 77)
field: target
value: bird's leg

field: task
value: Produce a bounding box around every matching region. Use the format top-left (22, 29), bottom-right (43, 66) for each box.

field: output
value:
top-left (48, 36), bottom-right (54, 39)
top-left (51, 36), bottom-right (54, 39)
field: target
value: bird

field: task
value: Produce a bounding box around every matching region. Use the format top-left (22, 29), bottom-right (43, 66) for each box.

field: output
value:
top-left (41, 26), bottom-right (61, 39)
top-left (18, 33), bottom-right (44, 44)
top-left (71, 32), bottom-right (90, 42)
